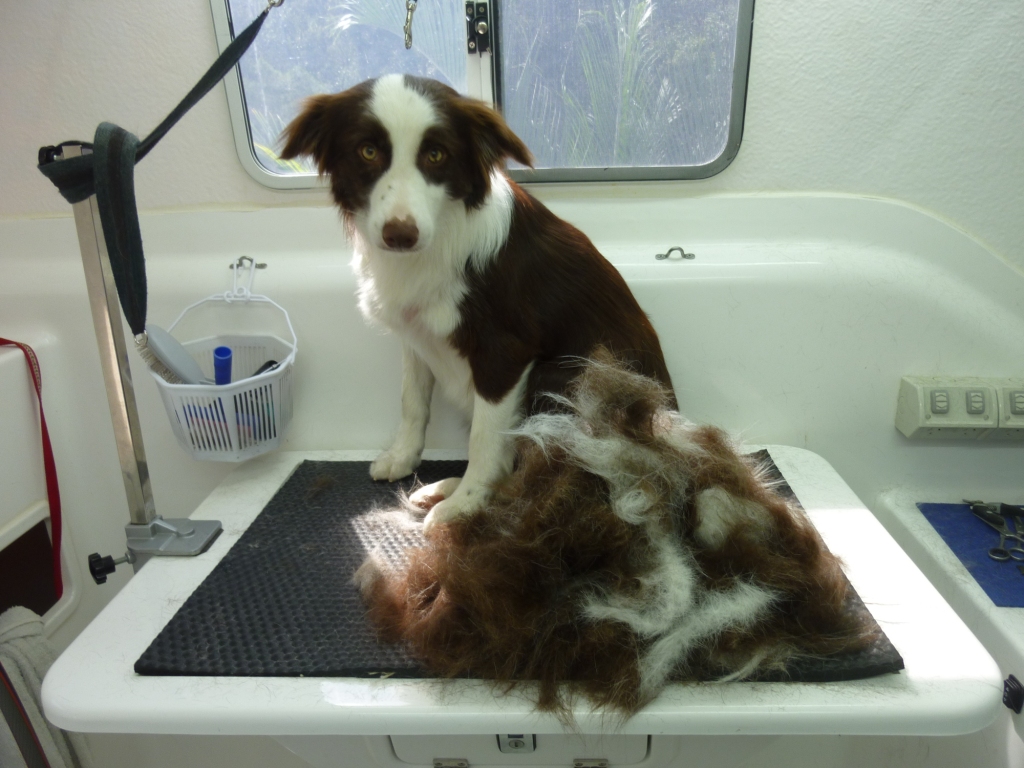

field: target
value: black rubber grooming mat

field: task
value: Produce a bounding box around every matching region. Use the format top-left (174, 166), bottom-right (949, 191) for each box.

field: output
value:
top-left (136, 452), bottom-right (904, 681)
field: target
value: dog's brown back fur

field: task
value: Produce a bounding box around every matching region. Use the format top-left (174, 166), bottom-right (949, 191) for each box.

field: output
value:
top-left (453, 184), bottom-right (676, 410)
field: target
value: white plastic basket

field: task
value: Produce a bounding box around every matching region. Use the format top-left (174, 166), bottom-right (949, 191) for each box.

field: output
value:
top-left (149, 259), bottom-right (297, 462)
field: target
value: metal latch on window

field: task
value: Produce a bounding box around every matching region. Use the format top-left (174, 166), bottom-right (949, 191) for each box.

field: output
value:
top-left (467, 1), bottom-right (491, 53)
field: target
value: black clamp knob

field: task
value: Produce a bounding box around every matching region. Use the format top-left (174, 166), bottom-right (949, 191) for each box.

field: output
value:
top-left (88, 552), bottom-right (132, 584)
top-left (37, 140), bottom-right (92, 166)
top-left (1004, 675), bottom-right (1024, 714)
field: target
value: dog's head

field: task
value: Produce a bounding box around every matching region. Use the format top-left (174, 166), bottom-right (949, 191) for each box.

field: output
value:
top-left (280, 75), bottom-right (533, 253)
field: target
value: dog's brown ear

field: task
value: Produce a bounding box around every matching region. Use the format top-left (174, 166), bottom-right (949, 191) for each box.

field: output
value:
top-left (279, 94), bottom-right (334, 171)
top-left (454, 97), bottom-right (534, 208)
top-left (459, 98), bottom-right (534, 171)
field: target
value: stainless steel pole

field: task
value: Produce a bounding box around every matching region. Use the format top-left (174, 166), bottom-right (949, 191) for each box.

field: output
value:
top-left (62, 145), bottom-right (221, 574)
top-left (65, 144), bottom-right (155, 527)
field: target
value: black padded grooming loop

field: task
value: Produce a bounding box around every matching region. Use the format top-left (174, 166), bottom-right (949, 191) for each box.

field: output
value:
top-left (36, 8), bottom-right (275, 336)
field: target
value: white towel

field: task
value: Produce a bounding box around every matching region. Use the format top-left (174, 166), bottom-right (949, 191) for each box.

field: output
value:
top-left (0, 712), bottom-right (30, 768)
top-left (0, 607), bottom-right (93, 768)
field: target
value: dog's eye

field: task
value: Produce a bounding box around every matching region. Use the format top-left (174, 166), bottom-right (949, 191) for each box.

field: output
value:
top-left (359, 144), bottom-right (378, 161)
top-left (425, 147), bottom-right (446, 165)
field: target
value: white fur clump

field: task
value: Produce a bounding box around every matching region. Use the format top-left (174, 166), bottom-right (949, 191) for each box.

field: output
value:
top-left (694, 487), bottom-right (771, 548)
top-left (509, 368), bottom-right (779, 693)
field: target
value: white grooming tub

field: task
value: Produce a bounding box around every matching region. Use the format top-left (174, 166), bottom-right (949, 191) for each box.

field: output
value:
top-left (6, 193), bottom-right (1021, 766)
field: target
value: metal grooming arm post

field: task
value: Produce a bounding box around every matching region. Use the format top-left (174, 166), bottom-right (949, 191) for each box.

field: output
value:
top-left (62, 145), bottom-right (221, 577)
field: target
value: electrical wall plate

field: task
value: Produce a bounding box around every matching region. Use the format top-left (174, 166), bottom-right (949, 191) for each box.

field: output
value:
top-left (895, 376), bottom-right (1024, 440)
top-left (992, 384), bottom-right (1024, 440)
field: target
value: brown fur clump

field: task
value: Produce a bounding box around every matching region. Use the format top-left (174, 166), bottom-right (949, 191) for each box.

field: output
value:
top-left (356, 352), bottom-right (876, 719)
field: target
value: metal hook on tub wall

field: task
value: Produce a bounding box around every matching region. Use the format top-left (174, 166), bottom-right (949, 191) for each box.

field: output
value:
top-left (655, 246), bottom-right (696, 261)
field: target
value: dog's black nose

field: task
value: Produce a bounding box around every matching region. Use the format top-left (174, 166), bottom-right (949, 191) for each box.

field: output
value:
top-left (382, 217), bottom-right (419, 250)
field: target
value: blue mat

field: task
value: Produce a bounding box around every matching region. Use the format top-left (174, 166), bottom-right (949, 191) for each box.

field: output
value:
top-left (917, 503), bottom-right (1024, 607)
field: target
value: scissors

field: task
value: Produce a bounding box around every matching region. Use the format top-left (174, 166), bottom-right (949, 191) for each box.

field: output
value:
top-left (964, 500), bottom-right (1024, 562)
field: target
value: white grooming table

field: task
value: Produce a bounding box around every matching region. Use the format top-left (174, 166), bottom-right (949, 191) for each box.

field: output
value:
top-left (42, 447), bottom-right (1002, 746)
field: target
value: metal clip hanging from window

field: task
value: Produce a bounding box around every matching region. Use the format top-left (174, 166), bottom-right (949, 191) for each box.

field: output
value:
top-left (404, 0), bottom-right (418, 49)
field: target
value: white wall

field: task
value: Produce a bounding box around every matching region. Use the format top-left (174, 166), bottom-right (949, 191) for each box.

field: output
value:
top-left (2, 0), bottom-right (1023, 277)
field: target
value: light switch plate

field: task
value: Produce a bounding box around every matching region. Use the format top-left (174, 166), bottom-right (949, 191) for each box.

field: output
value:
top-left (896, 376), bottom-right (1003, 439)
top-left (992, 385), bottom-right (1024, 440)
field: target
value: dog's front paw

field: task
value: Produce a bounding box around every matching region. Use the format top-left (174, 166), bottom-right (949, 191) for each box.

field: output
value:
top-left (370, 450), bottom-right (420, 482)
top-left (422, 489), bottom-right (483, 535)
top-left (409, 477), bottom-right (461, 511)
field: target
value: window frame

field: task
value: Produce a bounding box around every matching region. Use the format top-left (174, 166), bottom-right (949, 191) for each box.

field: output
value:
top-left (210, 1), bottom-right (312, 190)
top-left (209, 0), bottom-right (755, 189)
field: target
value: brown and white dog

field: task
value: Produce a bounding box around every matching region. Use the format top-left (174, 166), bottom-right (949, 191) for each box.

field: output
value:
top-left (281, 74), bottom-right (674, 532)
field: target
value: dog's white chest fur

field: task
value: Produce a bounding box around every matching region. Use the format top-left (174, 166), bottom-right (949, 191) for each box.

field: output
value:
top-left (352, 244), bottom-right (475, 416)
top-left (347, 105), bottom-right (517, 419)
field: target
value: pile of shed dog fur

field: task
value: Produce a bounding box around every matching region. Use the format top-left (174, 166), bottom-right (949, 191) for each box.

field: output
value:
top-left (356, 351), bottom-right (874, 717)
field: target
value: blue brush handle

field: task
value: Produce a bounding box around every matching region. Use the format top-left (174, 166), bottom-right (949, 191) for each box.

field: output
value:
top-left (213, 346), bottom-right (232, 385)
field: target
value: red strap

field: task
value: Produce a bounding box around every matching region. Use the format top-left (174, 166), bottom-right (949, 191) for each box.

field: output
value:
top-left (0, 339), bottom-right (63, 600)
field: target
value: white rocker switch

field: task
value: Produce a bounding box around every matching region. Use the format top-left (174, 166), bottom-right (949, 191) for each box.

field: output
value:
top-left (994, 385), bottom-right (1024, 438)
top-left (965, 389), bottom-right (986, 415)
top-left (1011, 391), bottom-right (1024, 415)
top-left (930, 390), bottom-right (950, 414)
